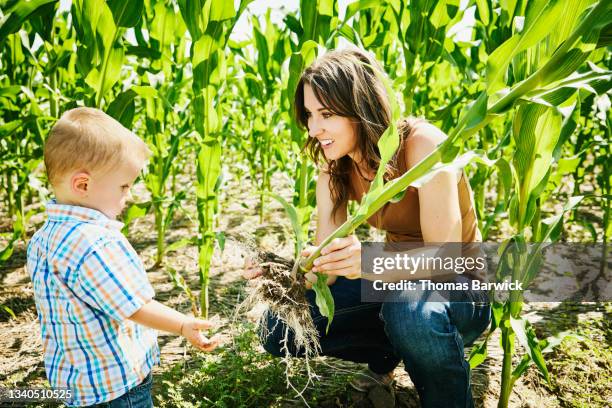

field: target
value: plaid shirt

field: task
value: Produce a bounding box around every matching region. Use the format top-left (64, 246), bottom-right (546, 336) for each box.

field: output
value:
top-left (26, 201), bottom-right (159, 407)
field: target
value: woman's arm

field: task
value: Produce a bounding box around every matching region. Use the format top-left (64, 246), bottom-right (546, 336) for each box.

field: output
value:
top-left (356, 123), bottom-right (464, 283)
top-left (303, 169), bottom-right (358, 286)
top-left (313, 169), bottom-right (346, 245)
top-left (406, 122), bottom-right (462, 244)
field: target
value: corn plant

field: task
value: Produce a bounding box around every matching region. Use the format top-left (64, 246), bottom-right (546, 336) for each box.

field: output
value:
top-left (177, 0), bottom-right (252, 317)
top-left (470, 1), bottom-right (611, 405)
top-left (233, 12), bottom-right (290, 222)
top-left (276, 0), bottom-right (340, 256)
top-left (0, 0), bottom-right (65, 261)
top-left (71, 0), bottom-right (143, 108)
top-left (113, 1), bottom-right (192, 266)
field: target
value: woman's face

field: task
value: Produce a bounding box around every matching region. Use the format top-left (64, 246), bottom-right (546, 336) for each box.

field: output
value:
top-left (304, 84), bottom-right (359, 161)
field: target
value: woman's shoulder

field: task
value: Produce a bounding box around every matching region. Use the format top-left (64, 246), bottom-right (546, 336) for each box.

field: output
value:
top-left (400, 117), bottom-right (447, 166)
top-left (400, 117), bottom-right (446, 146)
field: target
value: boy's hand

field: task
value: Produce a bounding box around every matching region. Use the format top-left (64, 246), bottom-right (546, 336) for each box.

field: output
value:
top-left (180, 317), bottom-right (221, 352)
top-left (242, 256), bottom-right (263, 280)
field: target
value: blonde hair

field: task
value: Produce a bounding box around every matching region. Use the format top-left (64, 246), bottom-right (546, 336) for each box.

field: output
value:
top-left (44, 107), bottom-right (151, 186)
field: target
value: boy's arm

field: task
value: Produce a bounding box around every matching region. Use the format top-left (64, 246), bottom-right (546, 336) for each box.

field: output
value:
top-left (129, 299), bottom-right (220, 352)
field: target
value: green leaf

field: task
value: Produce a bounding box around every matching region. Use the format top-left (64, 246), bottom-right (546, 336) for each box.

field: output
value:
top-left (345, 0), bottom-right (382, 21)
top-left (150, 2), bottom-right (177, 52)
top-left (495, 157), bottom-right (513, 205)
top-left (449, 92), bottom-right (488, 141)
top-left (106, 89), bottom-right (137, 128)
top-left (366, 59), bottom-right (400, 193)
top-left (0, 0), bottom-right (57, 44)
top-left (108, 0), bottom-right (143, 27)
top-left (475, 0), bottom-right (490, 26)
top-left (520, 195), bottom-right (584, 284)
top-left (430, 0), bottom-right (452, 29)
top-left (215, 231), bottom-right (226, 252)
top-left (0, 240), bottom-right (16, 262)
top-left (526, 68), bottom-right (612, 107)
top-left (269, 193), bottom-right (306, 257)
top-left (468, 338), bottom-right (489, 368)
top-left (0, 304), bottom-right (16, 319)
top-left (177, 0), bottom-right (203, 40)
top-left (512, 103), bottom-right (562, 227)
top-left (85, 44), bottom-right (124, 107)
top-left (210, 0), bottom-right (236, 22)
top-left (196, 141), bottom-right (222, 201)
top-left (510, 317), bottom-right (549, 383)
top-left (120, 202), bottom-right (150, 234)
top-left (284, 14), bottom-right (303, 36)
top-left (193, 35), bottom-right (222, 68)
top-left (312, 272), bottom-right (335, 333)
top-left (486, 0), bottom-right (565, 94)
top-left (166, 237), bottom-right (196, 253)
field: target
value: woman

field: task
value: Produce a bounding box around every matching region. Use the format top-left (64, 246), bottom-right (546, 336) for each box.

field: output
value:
top-left (245, 48), bottom-right (491, 408)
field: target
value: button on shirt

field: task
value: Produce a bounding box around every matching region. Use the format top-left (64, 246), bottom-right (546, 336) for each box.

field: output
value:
top-left (26, 201), bottom-right (159, 407)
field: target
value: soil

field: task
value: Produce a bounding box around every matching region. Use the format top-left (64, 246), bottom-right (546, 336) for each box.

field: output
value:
top-left (0, 168), bottom-right (610, 407)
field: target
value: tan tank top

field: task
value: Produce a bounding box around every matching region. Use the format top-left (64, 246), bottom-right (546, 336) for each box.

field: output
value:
top-left (348, 122), bottom-right (482, 244)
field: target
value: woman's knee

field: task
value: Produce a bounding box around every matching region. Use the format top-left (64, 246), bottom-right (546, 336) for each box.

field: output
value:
top-left (380, 293), bottom-right (451, 344)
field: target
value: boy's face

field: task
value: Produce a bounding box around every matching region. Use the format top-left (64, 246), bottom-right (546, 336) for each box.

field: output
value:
top-left (76, 158), bottom-right (144, 219)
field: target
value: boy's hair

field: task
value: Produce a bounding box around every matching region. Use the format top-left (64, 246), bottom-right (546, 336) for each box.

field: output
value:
top-left (44, 107), bottom-right (151, 186)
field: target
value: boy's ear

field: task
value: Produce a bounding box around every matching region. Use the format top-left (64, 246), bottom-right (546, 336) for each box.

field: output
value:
top-left (71, 172), bottom-right (91, 196)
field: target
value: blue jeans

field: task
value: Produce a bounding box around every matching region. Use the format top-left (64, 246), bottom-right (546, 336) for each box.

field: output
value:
top-left (261, 276), bottom-right (491, 408)
top-left (87, 372), bottom-right (153, 408)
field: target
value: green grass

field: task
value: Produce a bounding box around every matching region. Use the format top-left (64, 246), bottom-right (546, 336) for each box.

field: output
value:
top-left (154, 323), bottom-right (352, 407)
top-left (546, 304), bottom-right (612, 407)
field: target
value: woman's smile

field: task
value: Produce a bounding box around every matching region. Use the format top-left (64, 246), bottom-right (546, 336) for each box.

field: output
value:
top-left (319, 139), bottom-right (334, 149)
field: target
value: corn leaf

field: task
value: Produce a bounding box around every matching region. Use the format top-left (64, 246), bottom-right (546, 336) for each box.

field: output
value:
top-left (511, 103), bottom-right (563, 228)
top-left (108, 0), bottom-right (143, 28)
top-left (312, 272), bottom-right (335, 333)
top-left (0, 0), bottom-right (57, 44)
top-left (486, 0), bottom-right (565, 94)
top-left (510, 317), bottom-right (549, 383)
top-left (269, 192), bottom-right (307, 256)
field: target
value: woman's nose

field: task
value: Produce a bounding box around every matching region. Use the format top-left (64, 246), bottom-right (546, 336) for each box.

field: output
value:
top-left (308, 119), bottom-right (323, 138)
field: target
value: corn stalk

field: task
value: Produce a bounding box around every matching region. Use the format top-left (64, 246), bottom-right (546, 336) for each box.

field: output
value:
top-left (178, 0), bottom-right (252, 318)
top-left (237, 12), bottom-right (290, 223)
top-left (0, 0), bottom-right (62, 261)
top-left (283, 1), bottom-right (339, 257)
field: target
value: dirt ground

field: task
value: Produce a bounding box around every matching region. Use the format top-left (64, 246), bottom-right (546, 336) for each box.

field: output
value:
top-left (0, 169), bottom-right (610, 407)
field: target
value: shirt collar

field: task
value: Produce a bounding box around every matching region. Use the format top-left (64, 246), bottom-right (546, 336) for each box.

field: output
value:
top-left (46, 200), bottom-right (125, 231)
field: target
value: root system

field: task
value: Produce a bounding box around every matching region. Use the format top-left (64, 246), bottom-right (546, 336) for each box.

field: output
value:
top-left (243, 251), bottom-right (321, 363)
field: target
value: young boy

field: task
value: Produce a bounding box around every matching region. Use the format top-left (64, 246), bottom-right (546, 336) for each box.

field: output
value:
top-left (26, 107), bottom-right (219, 407)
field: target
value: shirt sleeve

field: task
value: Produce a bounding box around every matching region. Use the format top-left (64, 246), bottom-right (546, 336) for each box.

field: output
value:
top-left (74, 237), bottom-right (155, 321)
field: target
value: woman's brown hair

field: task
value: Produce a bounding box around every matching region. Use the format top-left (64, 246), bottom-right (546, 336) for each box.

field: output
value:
top-left (294, 47), bottom-right (419, 220)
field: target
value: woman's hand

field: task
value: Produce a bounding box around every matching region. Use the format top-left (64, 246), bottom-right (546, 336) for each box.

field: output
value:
top-left (301, 246), bottom-right (337, 288)
top-left (306, 235), bottom-right (361, 283)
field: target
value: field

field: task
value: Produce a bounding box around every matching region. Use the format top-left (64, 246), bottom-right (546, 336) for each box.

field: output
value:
top-left (1, 0), bottom-right (611, 407)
